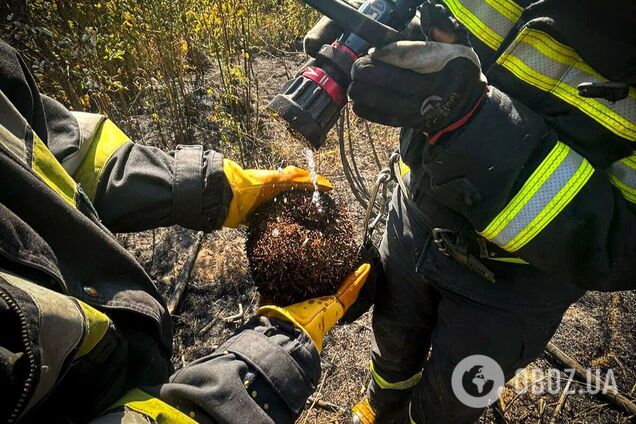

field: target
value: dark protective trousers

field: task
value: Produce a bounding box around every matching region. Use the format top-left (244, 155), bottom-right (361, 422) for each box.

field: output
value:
top-left (368, 187), bottom-right (586, 423)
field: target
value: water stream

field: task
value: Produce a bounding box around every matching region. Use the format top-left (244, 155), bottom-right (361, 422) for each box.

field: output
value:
top-left (303, 147), bottom-right (323, 212)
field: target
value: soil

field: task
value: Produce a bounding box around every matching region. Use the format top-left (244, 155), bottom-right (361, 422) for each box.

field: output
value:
top-left (118, 52), bottom-right (636, 423)
top-left (246, 191), bottom-right (358, 306)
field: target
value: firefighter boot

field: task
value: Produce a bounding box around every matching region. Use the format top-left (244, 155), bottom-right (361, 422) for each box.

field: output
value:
top-left (352, 398), bottom-right (376, 424)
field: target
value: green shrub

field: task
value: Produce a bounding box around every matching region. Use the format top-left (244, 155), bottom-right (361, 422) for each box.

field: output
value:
top-left (1, 0), bottom-right (316, 160)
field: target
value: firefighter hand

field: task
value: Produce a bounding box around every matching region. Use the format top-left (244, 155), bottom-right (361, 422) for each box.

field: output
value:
top-left (222, 159), bottom-right (332, 228)
top-left (348, 40), bottom-right (486, 141)
top-left (257, 264), bottom-right (371, 352)
top-left (419, 0), bottom-right (467, 44)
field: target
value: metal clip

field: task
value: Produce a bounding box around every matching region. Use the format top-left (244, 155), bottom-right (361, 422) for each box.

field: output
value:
top-left (432, 228), bottom-right (454, 256)
top-left (432, 228), bottom-right (496, 283)
top-left (361, 168), bottom-right (392, 245)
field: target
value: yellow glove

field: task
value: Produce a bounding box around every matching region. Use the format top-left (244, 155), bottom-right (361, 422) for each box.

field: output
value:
top-left (223, 159), bottom-right (333, 228)
top-left (257, 263), bottom-right (371, 352)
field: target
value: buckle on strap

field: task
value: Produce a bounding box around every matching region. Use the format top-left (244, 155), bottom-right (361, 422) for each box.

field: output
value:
top-left (432, 228), bottom-right (456, 257)
top-left (432, 228), bottom-right (496, 283)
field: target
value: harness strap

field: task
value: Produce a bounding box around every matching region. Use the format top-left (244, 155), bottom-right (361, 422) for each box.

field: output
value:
top-left (220, 329), bottom-right (315, 414)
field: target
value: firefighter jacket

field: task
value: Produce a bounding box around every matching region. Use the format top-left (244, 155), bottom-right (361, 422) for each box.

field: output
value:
top-left (400, 0), bottom-right (636, 291)
top-left (0, 41), bottom-right (319, 424)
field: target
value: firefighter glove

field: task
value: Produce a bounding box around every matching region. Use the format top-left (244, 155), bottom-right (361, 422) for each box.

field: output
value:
top-left (222, 159), bottom-right (333, 228)
top-left (348, 40), bottom-right (487, 143)
top-left (419, 0), bottom-right (470, 44)
top-left (257, 263), bottom-right (371, 352)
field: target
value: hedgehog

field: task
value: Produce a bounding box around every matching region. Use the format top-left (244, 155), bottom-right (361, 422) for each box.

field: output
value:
top-left (246, 190), bottom-right (358, 306)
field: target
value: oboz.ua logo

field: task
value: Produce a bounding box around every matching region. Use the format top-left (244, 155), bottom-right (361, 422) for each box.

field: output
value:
top-left (451, 355), bottom-right (505, 408)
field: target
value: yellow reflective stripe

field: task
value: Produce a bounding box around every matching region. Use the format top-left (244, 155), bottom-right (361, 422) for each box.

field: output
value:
top-left (622, 154), bottom-right (636, 170)
top-left (409, 402), bottom-right (417, 424)
top-left (481, 142), bottom-right (569, 240)
top-left (497, 28), bottom-right (636, 141)
top-left (480, 142), bottom-right (594, 252)
top-left (488, 256), bottom-right (529, 264)
top-left (370, 361), bottom-right (421, 391)
top-left (505, 159), bottom-right (593, 251)
top-left (399, 159), bottom-right (411, 177)
top-left (73, 119), bottom-right (131, 201)
top-left (31, 132), bottom-right (78, 207)
top-left (521, 30), bottom-right (599, 78)
top-left (609, 155), bottom-right (636, 203)
top-left (75, 300), bottom-right (110, 358)
top-left (443, 0), bottom-right (502, 50)
top-left (443, 0), bottom-right (521, 51)
top-left (485, 0), bottom-right (522, 22)
top-left (609, 174), bottom-right (636, 203)
top-left (114, 389), bottom-right (197, 424)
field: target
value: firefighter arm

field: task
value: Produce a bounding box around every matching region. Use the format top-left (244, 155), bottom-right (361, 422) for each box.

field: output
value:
top-left (91, 274), bottom-right (371, 424)
top-left (42, 96), bottom-right (332, 232)
top-left (40, 95), bottom-right (232, 233)
top-left (0, 270), bottom-right (125, 423)
top-left (126, 316), bottom-right (320, 424)
top-left (420, 87), bottom-right (636, 291)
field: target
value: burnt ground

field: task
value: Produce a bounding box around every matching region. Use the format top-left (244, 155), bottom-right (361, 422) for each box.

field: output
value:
top-left (119, 53), bottom-right (636, 423)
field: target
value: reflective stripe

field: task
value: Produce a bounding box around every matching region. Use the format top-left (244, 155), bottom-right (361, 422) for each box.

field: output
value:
top-left (75, 300), bottom-right (110, 358)
top-left (370, 361), bottom-right (421, 390)
top-left (62, 112), bottom-right (107, 175)
top-left (480, 142), bottom-right (594, 252)
top-left (113, 389), bottom-right (197, 424)
top-left (399, 159), bottom-right (411, 177)
top-left (0, 271), bottom-right (84, 418)
top-left (497, 28), bottom-right (636, 141)
top-left (32, 131), bottom-right (79, 207)
top-left (442, 0), bottom-right (521, 50)
top-left (351, 398), bottom-right (376, 424)
top-left (409, 402), bottom-right (417, 424)
top-left (609, 154), bottom-right (636, 203)
top-left (1, 89), bottom-right (79, 208)
top-left (73, 119), bottom-right (131, 201)
top-left (488, 256), bottom-right (529, 265)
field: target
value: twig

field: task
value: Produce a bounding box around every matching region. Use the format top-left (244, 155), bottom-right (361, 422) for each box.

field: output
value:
top-left (222, 303), bottom-right (244, 322)
top-left (306, 397), bottom-right (346, 414)
top-left (302, 366), bottom-right (329, 423)
top-left (197, 318), bottom-right (216, 336)
top-left (537, 399), bottom-right (546, 424)
top-left (549, 375), bottom-right (573, 424)
top-left (497, 396), bottom-right (508, 421)
top-left (167, 231), bottom-right (205, 314)
top-left (572, 403), bottom-right (607, 419)
top-left (503, 375), bottom-right (550, 416)
top-left (494, 399), bottom-right (511, 424)
top-left (546, 342), bottom-right (636, 416)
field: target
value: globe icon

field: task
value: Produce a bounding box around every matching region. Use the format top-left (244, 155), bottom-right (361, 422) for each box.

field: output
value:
top-left (452, 355), bottom-right (505, 408)
top-left (461, 365), bottom-right (495, 397)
